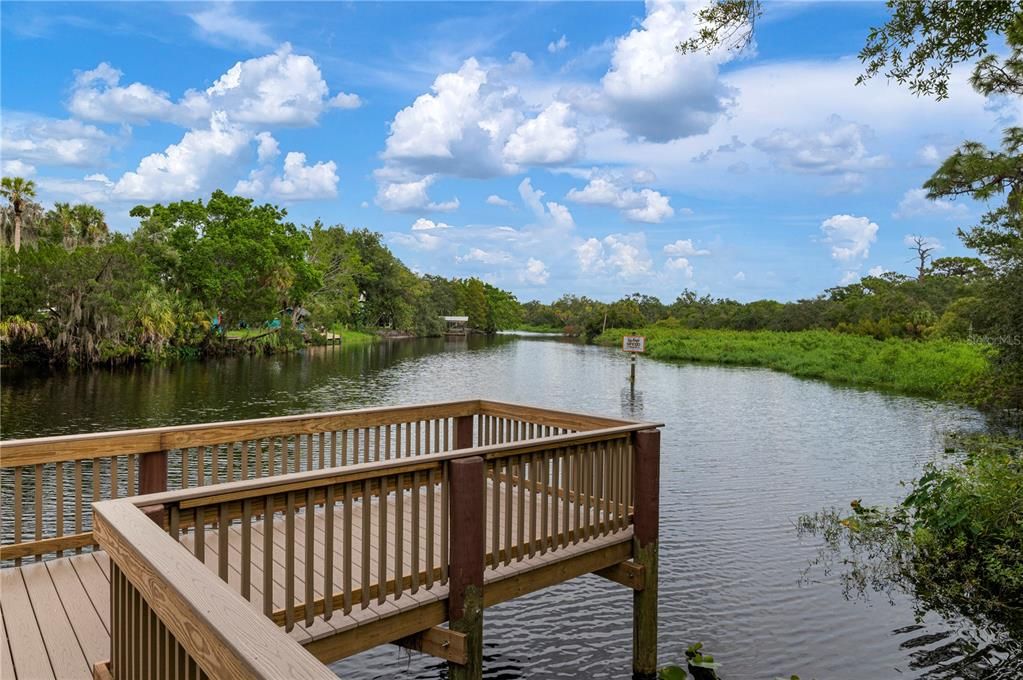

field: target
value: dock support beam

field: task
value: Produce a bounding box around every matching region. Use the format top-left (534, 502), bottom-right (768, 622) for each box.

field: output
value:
top-left (454, 414), bottom-right (474, 449)
top-left (448, 456), bottom-right (484, 680)
top-left (139, 449), bottom-right (168, 525)
top-left (632, 429), bottom-right (660, 679)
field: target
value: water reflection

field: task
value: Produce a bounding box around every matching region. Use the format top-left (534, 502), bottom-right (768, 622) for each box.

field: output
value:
top-left (1, 336), bottom-right (1011, 679)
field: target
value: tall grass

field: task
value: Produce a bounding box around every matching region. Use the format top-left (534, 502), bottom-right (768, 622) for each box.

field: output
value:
top-left (597, 326), bottom-right (992, 403)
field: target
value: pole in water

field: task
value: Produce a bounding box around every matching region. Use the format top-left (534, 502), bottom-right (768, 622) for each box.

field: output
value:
top-left (629, 354), bottom-right (636, 395)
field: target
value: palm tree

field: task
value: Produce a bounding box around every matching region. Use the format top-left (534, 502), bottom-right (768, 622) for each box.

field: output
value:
top-left (71, 204), bottom-right (108, 247)
top-left (50, 202), bottom-right (76, 248)
top-left (1, 176), bottom-right (38, 253)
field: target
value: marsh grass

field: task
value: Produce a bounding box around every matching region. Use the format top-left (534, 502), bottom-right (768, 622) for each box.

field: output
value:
top-left (597, 326), bottom-right (992, 403)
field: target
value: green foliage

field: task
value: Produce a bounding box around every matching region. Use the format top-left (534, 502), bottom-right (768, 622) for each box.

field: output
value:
top-left (596, 326), bottom-right (991, 403)
top-left (132, 191), bottom-right (318, 329)
top-left (857, 0), bottom-right (1018, 99)
top-left (659, 643), bottom-right (801, 680)
top-left (1, 191), bottom-right (524, 365)
top-left (675, 0), bottom-right (761, 55)
top-left (799, 433), bottom-right (1023, 635)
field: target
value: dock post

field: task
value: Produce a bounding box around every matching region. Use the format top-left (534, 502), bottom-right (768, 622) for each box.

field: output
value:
top-left (454, 414), bottom-right (475, 449)
top-left (632, 429), bottom-right (660, 678)
top-left (448, 456), bottom-right (485, 680)
top-left (139, 449), bottom-right (168, 525)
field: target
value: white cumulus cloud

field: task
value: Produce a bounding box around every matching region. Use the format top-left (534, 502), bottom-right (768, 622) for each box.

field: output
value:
top-left (519, 177), bottom-right (575, 229)
top-left (486, 194), bottom-right (512, 208)
top-left (503, 102), bottom-right (581, 165)
top-left (521, 258), bottom-right (550, 284)
top-left (820, 214), bottom-right (879, 262)
top-left (412, 218), bottom-right (453, 231)
top-left (566, 174), bottom-right (674, 223)
top-left (1, 114), bottom-right (114, 167)
top-left (575, 233), bottom-right (652, 277)
top-left (374, 174), bottom-right (459, 213)
top-left (601, 0), bottom-right (736, 142)
top-left (114, 112), bottom-right (252, 201)
top-left (663, 239), bottom-right (710, 256)
top-left (753, 115), bottom-right (887, 184)
top-left (548, 35), bottom-right (569, 53)
top-left (893, 188), bottom-right (968, 219)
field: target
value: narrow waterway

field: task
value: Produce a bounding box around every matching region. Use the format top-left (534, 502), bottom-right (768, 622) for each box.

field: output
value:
top-left (2, 335), bottom-right (1008, 678)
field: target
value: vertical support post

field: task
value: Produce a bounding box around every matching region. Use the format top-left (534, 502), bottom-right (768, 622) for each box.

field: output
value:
top-left (454, 414), bottom-right (475, 450)
top-left (139, 450), bottom-right (168, 525)
top-left (632, 429), bottom-right (660, 679)
top-left (448, 457), bottom-right (484, 680)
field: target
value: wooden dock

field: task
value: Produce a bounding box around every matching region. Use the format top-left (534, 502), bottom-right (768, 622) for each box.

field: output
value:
top-left (0, 400), bottom-right (662, 679)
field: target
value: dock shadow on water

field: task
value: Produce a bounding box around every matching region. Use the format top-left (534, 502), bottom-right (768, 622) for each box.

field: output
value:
top-left (2, 334), bottom-right (1015, 679)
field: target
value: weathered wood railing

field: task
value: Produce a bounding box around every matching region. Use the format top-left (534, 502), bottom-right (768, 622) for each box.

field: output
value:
top-left (94, 499), bottom-right (336, 680)
top-left (1, 400), bottom-right (627, 563)
top-left (80, 404), bottom-right (661, 680)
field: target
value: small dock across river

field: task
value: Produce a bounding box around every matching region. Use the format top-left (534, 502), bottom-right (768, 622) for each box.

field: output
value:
top-left (0, 400), bottom-right (662, 679)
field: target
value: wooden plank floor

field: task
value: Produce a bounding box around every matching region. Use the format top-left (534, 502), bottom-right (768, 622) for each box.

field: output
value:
top-left (1, 483), bottom-right (631, 679)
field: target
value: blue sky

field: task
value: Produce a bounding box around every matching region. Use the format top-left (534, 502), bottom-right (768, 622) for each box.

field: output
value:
top-left (1, 1), bottom-right (1011, 303)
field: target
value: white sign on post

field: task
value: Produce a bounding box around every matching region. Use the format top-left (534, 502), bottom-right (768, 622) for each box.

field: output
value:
top-left (622, 335), bottom-right (646, 353)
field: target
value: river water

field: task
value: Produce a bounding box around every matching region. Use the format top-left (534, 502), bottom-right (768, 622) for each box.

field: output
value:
top-left (1, 335), bottom-right (1012, 679)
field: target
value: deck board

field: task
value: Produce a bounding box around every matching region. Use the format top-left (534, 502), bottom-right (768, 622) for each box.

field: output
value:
top-left (2, 481), bottom-right (629, 679)
top-left (1, 567), bottom-right (56, 679)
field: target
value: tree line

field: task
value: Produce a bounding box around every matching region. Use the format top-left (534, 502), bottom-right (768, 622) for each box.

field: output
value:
top-left (0, 188), bottom-right (521, 366)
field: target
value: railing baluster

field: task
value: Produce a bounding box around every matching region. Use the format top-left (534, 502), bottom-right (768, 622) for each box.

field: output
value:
top-left (529, 452), bottom-right (538, 558)
top-left (33, 463), bottom-right (44, 560)
top-left (426, 467), bottom-right (435, 587)
top-left (243, 440), bottom-right (251, 481)
top-left (263, 495), bottom-right (274, 618)
top-left (54, 462), bottom-right (64, 558)
top-left (169, 505), bottom-right (180, 541)
top-left (361, 478), bottom-right (371, 608)
top-left (562, 449), bottom-right (571, 547)
top-left (194, 508), bottom-right (205, 562)
top-left (440, 463), bottom-right (449, 583)
top-left (490, 460), bottom-right (499, 569)
top-left (549, 450), bottom-right (558, 552)
top-left (394, 473), bottom-right (404, 599)
top-left (343, 482), bottom-right (353, 614)
top-left (218, 504), bottom-right (229, 582)
top-left (377, 476), bottom-right (387, 604)
top-left (410, 472), bottom-right (420, 593)
top-left (503, 457), bottom-right (512, 566)
top-left (241, 498), bottom-right (252, 600)
top-left (305, 488), bottom-right (315, 627)
top-left (285, 491), bottom-right (296, 631)
top-left (255, 439), bottom-right (263, 479)
top-left (323, 485), bottom-right (335, 621)
top-left (516, 455), bottom-right (525, 561)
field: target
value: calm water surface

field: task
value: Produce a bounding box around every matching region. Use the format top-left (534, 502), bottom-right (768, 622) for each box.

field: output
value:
top-left (1, 336), bottom-right (1011, 679)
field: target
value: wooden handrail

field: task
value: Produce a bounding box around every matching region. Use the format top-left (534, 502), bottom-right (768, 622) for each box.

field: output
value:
top-left (1, 400), bottom-right (657, 563)
top-left (93, 499), bottom-right (335, 679)
top-left (0, 399), bottom-right (640, 467)
top-left (127, 422), bottom-right (659, 511)
top-left (0, 399), bottom-right (483, 467)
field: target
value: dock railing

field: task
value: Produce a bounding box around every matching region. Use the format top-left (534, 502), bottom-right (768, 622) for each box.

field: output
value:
top-left (0, 399), bottom-right (628, 563)
top-left (2, 401), bottom-right (663, 679)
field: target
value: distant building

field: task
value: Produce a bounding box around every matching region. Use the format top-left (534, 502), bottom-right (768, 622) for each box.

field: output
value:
top-left (441, 315), bottom-right (469, 336)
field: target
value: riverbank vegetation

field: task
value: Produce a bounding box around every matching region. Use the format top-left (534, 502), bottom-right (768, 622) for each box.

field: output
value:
top-left (0, 190), bottom-right (521, 366)
top-left (798, 433), bottom-right (1023, 641)
top-left (596, 326), bottom-right (991, 403)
